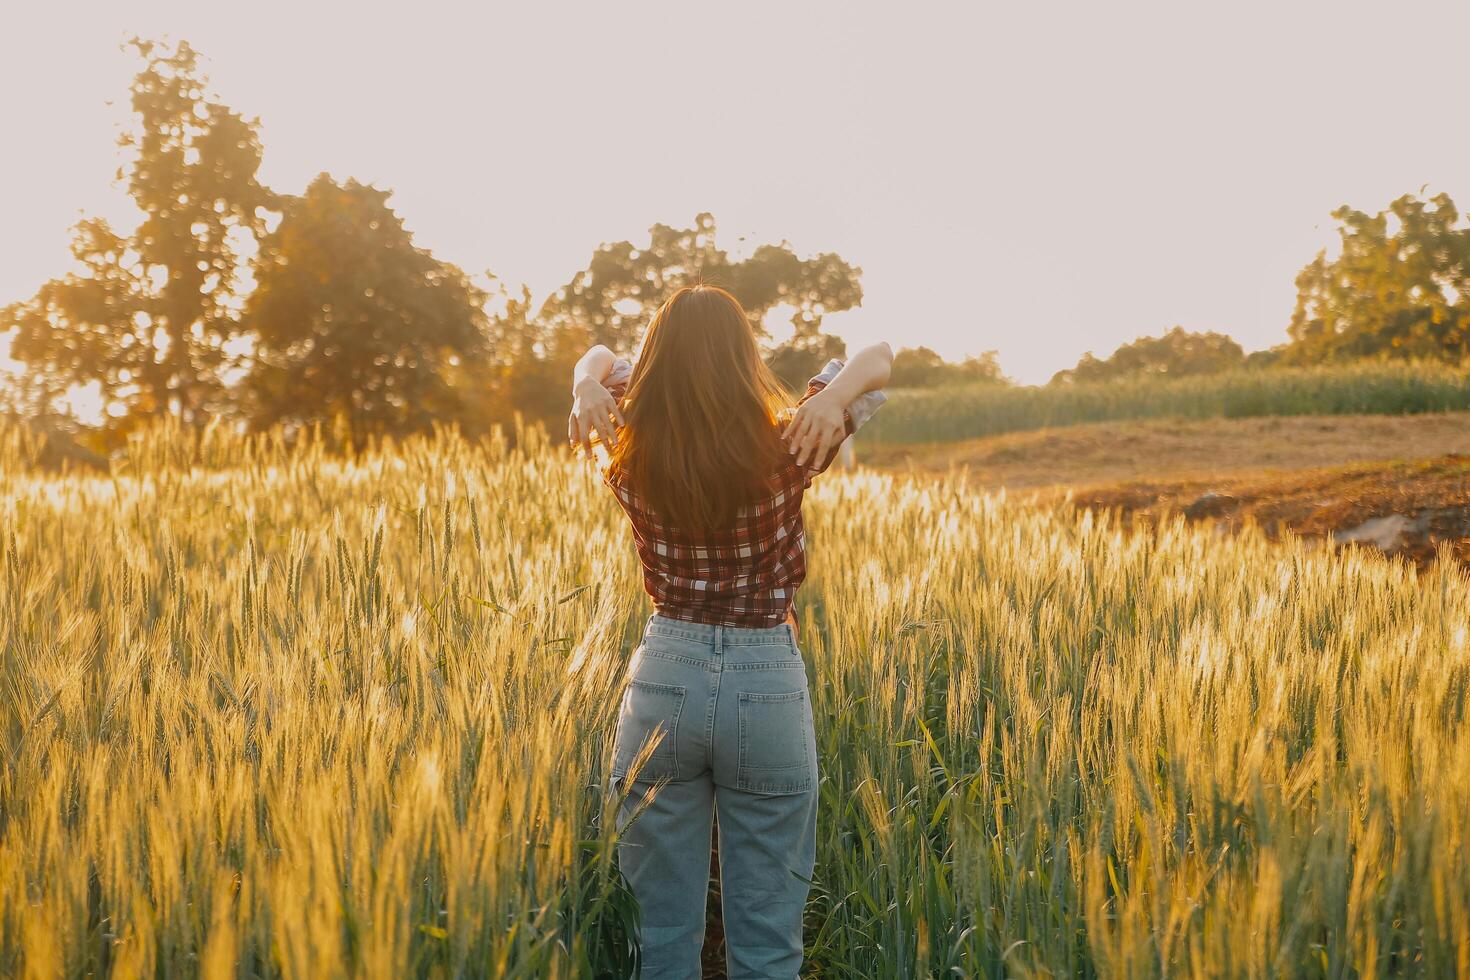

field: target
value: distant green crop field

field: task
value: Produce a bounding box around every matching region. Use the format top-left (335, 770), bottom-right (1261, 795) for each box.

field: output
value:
top-left (859, 361), bottom-right (1470, 445)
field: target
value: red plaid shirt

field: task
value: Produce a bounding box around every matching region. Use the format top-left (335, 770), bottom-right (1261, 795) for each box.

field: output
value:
top-left (600, 359), bottom-right (885, 629)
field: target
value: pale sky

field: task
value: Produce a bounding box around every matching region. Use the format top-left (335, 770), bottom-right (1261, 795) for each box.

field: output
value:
top-left (3, 0), bottom-right (1468, 384)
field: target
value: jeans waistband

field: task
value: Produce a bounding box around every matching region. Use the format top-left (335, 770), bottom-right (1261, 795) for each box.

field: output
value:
top-left (645, 613), bottom-right (796, 647)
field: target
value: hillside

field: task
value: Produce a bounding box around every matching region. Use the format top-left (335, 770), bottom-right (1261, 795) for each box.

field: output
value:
top-left (862, 412), bottom-right (1470, 568)
top-left (862, 412), bottom-right (1470, 487)
top-left (1072, 456), bottom-right (1470, 569)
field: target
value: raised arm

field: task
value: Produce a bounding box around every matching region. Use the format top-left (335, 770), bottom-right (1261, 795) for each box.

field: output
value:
top-left (812, 342), bottom-right (893, 406)
top-left (785, 342), bottom-right (893, 468)
top-left (568, 345), bottom-right (625, 457)
top-left (573, 344), bottom-right (617, 388)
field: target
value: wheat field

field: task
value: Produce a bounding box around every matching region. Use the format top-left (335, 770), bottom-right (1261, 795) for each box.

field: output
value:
top-left (2, 421), bottom-right (1469, 978)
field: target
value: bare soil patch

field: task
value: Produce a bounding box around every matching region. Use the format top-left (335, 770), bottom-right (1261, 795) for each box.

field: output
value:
top-left (862, 412), bottom-right (1470, 490)
top-left (862, 413), bottom-right (1470, 568)
top-left (1067, 455), bottom-right (1470, 569)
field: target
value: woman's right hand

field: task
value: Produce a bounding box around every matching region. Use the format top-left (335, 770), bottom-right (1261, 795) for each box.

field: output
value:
top-left (569, 377), bottom-right (625, 458)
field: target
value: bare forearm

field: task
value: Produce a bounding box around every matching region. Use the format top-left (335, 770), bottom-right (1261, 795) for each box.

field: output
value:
top-left (573, 345), bottom-right (616, 391)
top-left (820, 342), bottom-right (893, 405)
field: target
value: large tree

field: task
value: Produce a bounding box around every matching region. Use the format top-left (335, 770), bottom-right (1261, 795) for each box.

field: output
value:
top-left (1286, 192), bottom-right (1470, 364)
top-left (537, 213), bottom-right (863, 355)
top-left (242, 175), bottom-right (490, 441)
top-left (459, 283), bottom-right (585, 439)
top-left (890, 346), bottom-right (1007, 388)
top-left (1051, 327), bottom-right (1245, 384)
top-left (2, 39), bottom-right (275, 427)
top-left (766, 332), bottom-right (849, 392)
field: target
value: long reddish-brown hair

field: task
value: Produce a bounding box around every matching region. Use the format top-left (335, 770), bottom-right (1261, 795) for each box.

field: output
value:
top-left (608, 285), bottom-right (791, 532)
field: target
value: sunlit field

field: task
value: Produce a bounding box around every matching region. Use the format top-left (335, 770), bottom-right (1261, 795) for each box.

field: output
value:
top-left (3, 422), bottom-right (1469, 978)
top-left (863, 361), bottom-right (1470, 445)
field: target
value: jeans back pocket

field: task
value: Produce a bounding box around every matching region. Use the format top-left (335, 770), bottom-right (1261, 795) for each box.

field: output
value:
top-left (612, 680), bottom-right (687, 783)
top-left (736, 690), bottom-right (814, 794)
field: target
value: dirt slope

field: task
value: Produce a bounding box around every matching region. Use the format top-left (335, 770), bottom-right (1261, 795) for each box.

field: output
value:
top-left (1070, 456), bottom-right (1470, 569)
top-left (861, 413), bottom-right (1470, 568)
top-left (862, 412), bottom-right (1470, 490)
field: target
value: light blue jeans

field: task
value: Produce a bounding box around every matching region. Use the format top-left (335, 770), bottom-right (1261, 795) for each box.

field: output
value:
top-left (609, 614), bottom-right (819, 979)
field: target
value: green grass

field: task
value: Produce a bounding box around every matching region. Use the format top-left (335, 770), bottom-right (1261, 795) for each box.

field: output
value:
top-left (860, 360), bottom-right (1470, 444)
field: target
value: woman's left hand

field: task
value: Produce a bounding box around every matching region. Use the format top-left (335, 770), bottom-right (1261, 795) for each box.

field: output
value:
top-left (784, 390), bottom-right (847, 468)
top-left (569, 378), bottom-right (625, 458)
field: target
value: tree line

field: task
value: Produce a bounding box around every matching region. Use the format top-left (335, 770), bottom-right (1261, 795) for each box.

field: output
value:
top-left (1054, 191), bottom-right (1470, 383)
top-left (0, 40), bottom-right (1002, 451)
top-left (6, 41), bottom-right (1470, 451)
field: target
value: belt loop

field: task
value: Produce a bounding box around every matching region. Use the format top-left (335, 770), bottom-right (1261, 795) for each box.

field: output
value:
top-left (713, 624), bottom-right (723, 655)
